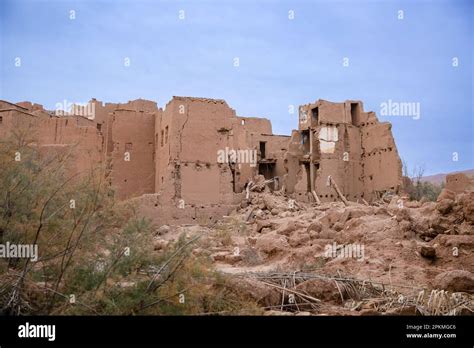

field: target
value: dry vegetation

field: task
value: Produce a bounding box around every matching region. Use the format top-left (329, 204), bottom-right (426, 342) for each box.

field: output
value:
top-left (0, 135), bottom-right (260, 315)
top-left (1, 133), bottom-right (472, 316)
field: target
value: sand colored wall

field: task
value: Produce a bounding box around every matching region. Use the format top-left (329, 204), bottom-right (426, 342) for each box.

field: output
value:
top-left (292, 99), bottom-right (402, 202)
top-left (248, 133), bottom-right (290, 190)
top-left (0, 103), bottom-right (103, 179)
top-left (0, 109), bottom-right (38, 142)
top-left (1, 96), bottom-right (403, 214)
top-left (108, 110), bottom-right (155, 200)
top-left (361, 122), bottom-right (402, 199)
top-left (446, 173), bottom-right (474, 193)
top-left (237, 117), bottom-right (272, 134)
top-left (155, 97), bottom-right (258, 206)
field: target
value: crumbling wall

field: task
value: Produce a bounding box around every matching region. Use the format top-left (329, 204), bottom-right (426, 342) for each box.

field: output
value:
top-left (0, 102), bottom-right (103, 180)
top-left (361, 121), bottom-right (402, 200)
top-left (249, 133), bottom-right (290, 190)
top-left (0, 108), bottom-right (37, 141)
top-left (237, 117), bottom-right (272, 134)
top-left (108, 110), bottom-right (155, 200)
top-left (319, 100), bottom-right (347, 124)
top-left (283, 131), bottom-right (303, 193)
top-left (445, 173), bottom-right (474, 194)
top-left (48, 116), bottom-right (103, 177)
top-left (158, 97), bottom-right (237, 206)
top-left (340, 124), bottom-right (364, 201)
top-left (228, 116), bottom-right (270, 193)
top-left (129, 193), bottom-right (242, 225)
top-left (155, 99), bottom-right (173, 199)
top-left (1, 96), bottom-right (404, 222)
top-left (292, 99), bottom-right (402, 203)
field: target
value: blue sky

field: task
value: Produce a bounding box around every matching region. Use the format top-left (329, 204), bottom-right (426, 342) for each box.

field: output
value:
top-left (0, 0), bottom-right (472, 175)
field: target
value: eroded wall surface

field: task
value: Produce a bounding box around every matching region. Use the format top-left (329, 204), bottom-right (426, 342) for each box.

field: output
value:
top-left (153, 97), bottom-right (276, 211)
top-left (293, 99), bottom-right (402, 202)
top-left (1, 96), bottom-right (403, 224)
top-left (446, 173), bottom-right (474, 193)
top-left (108, 109), bottom-right (156, 200)
top-left (0, 101), bottom-right (103, 179)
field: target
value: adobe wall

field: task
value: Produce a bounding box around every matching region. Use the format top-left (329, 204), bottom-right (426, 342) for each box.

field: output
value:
top-left (128, 193), bottom-right (243, 226)
top-left (108, 109), bottom-right (156, 200)
top-left (228, 116), bottom-right (270, 192)
top-left (0, 103), bottom-right (103, 179)
top-left (293, 99), bottom-right (402, 203)
top-left (1, 96), bottom-right (404, 223)
top-left (148, 96), bottom-right (290, 224)
top-left (0, 108), bottom-right (37, 141)
top-left (236, 117), bottom-right (272, 134)
top-left (361, 121), bottom-right (402, 200)
top-left (156, 97), bottom-right (240, 206)
top-left (445, 173), bottom-right (474, 193)
top-left (249, 133), bottom-right (290, 189)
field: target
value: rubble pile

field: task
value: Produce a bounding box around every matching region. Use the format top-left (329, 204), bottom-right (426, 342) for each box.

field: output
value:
top-left (153, 187), bottom-right (473, 315)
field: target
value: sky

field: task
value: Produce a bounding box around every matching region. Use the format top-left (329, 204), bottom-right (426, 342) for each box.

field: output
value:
top-left (0, 0), bottom-right (472, 175)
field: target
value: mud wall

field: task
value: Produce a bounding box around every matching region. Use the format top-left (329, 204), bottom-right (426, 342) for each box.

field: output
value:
top-left (446, 173), bottom-right (474, 193)
top-left (0, 104), bottom-right (103, 180)
top-left (108, 110), bottom-right (155, 200)
top-left (2, 96), bottom-right (404, 213)
top-left (293, 99), bottom-right (402, 203)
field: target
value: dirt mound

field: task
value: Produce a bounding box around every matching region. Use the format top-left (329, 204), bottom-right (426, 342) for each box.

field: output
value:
top-left (178, 191), bottom-right (474, 315)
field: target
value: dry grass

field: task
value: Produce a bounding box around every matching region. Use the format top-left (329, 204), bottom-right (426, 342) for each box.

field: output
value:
top-left (238, 271), bottom-right (473, 316)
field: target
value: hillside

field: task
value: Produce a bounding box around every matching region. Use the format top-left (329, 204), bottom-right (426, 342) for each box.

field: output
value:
top-left (420, 169), bottom-right (474, 185)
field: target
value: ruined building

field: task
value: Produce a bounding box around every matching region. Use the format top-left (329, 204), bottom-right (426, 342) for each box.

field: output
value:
top-left (288, 100), bottom-right (402, 202)
top-left (0, 97), bottom-right (402, 224)
top-left (445, 173), bottom-right (474, 194)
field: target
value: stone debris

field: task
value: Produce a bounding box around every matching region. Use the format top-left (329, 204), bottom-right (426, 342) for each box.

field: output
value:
top-left (433, 270), bottom-right (474, 293)
top-left (194, 186), bottom-right (473, 315)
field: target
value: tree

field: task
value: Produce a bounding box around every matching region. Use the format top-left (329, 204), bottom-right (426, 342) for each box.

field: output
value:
top-left (401, 160), bottom-right (443, 201)
top-left (0, 129), bottom-right (257, 315)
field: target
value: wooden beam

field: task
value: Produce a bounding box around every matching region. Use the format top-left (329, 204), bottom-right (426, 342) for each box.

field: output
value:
top-left (328, 175), bottom-right (349, 206)
top-left (311, 190), bottom-right (321, 205)
top-left (309, 128), bottom-right (315, 193)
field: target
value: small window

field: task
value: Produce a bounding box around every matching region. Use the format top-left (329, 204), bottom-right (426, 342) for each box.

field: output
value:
top-left (301, 130), bottom-right (310, 153)
top-left (350, 103), bottom-right (360, 126)
top-left (259, 142), bottom-right (266, 159)
top-left (165, 126), bottom-right (169, 144)
top-left (0, 116), bottom-right (2, 124)
top-left (97, 123), bottom-right (102, 132)
top-left (241, 119), bottom-right (245, 125)
top-left (161, 130), bottom-right (164, 147)
top-left (311, 107), bottom-right (319, 124)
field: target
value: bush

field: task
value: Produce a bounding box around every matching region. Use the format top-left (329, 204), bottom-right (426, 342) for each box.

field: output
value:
top-left (402, 161), bottom-right (443, 201)
top-left (0, 135), bottom-right (257, 315)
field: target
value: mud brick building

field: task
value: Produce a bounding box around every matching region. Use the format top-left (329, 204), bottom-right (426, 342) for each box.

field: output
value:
top-left (0, 97), bottom-right (402, 224)
top-left (290, 99), bottom-right (402, 203)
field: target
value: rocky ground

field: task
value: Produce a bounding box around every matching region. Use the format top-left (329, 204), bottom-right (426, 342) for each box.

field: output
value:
top-left (152, 190), bottom-right (474, 316)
